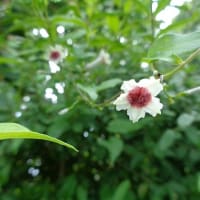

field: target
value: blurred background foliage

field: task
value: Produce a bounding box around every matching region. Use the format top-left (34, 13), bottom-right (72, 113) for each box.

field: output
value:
top-left (1, 0), bottom-right (200, 199)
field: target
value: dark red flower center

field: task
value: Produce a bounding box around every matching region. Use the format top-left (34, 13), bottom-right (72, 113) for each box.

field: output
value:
top-left (127, 86), bottom-right (151, 108)
top-left (50, 51), bottom-right (60, 60)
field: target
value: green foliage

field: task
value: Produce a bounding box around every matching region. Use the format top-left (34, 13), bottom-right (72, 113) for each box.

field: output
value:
top-left (98, 136), bottom-right (124, 164)
top-left (154, 129), bottom-right (182, 158)
top-left (1, 0), bottom-right (200, 199)
top-left (147, 32), bottom-right (200, 61)
top-left (0, 123), bottom-right (78, 151)
top-left (112, 180), bottom-right (131, 200)
top-left (96, 78), bottom-right (122, 92)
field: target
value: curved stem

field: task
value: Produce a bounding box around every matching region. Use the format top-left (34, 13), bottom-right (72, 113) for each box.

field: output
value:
top-left (150, 0), bottom-right (155, 38)
top-left (183, 86), bottom-right (200, 95)
top-left (91, 92), bottom-right (121, 108)
top-left (164, 48), bottom-right (200, 80)
top-left (149, 0), bottom-right (159, 74)
top-left (170, 86), bottom-right (200, 101)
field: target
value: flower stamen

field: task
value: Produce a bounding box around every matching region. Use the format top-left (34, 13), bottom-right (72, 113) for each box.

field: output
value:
top-left (50, 51), bottom-right (61, 60)
top-left (127, 87), bottom-right (151, 108)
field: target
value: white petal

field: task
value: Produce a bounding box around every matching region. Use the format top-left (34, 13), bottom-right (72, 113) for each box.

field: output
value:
top-left (138, 76), bottom-right (163, 96)
top-left (127, 107), bottom-right (146, 123)
top-left (55, 45), bottom-right (63, 51)
top-left (144, 97), bottom-right (163, 117)
top-left (121, 79), bottom-right (137, 92)
top-left (113, 93), bottom-right (130, 111)
top-left (99, 50), bottom-right (111, 65)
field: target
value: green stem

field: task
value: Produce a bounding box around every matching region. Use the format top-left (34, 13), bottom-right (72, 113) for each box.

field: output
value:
top-left (149, 0), bottom-right (158, 73)
top-left (185, 86), bottom-right (200, 94)
top-left (150, 0), bottom-right (155, 38)
top-left (180, 86), bottom-right (200, 96)
top-left (76, 85), bottom-right (120, 109)
top-left (169, 86), bottom-right (200, 101)
top-left (150, 63), bottom-right (156, 72)
top-left (91, 92), bottom-right (121, 108)
top-left (164, 48), bottom-right (200, 80)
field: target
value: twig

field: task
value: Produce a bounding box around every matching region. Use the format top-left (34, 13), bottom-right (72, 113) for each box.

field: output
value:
top-left (150, 0), bottom-right (155, 38)
top-left (164, 48), bottom-right (200, 80)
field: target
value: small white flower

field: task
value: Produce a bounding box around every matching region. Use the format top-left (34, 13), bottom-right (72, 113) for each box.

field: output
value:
top-left (46, 45), bottom-right (68, 64)
top-left (86, 49), bottom-right (111, 69)
top-left (113, 77), bottom-right (163, 123)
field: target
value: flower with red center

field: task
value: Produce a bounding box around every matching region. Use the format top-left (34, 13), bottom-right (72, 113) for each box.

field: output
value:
top-left (50, 51), bottom-right (61, 60)
top-left (47, 45), bottom-right (68, 64)
top-left (113, 77), bottom-right (163, 123)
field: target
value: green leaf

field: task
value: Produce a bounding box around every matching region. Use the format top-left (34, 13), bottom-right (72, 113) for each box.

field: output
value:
top-left (107, 118), bottom-right (142, 134)
top-left (0, 123), bottom-right (78, 152)
top-left (107, 118), bottom-right (151, 134)
top-left (106, 15), bottom-right (120, 33)
top-left (47, 117), bottom-right (69, 138)
top-left (147, 32), bottom-right (200, 61)
top-left (123, 0), bottom-right (133, 14)
top-left (138, 183), bottom-right (148, 199)
top-left (0, 57), bottom-right (21, 64)
top-left (177, 113), bottom-right (195, 128)
top-left (76, 185), bottom-right (88, 200)
top-left (112, 180), bottom-right (131, 200)
top-left (0, 159), bottom-right (11, 185)
top-left (96, 78), bottom-right (122, 92)
top-left (58, 175), bottom-right (77, 198)
top-left (197, 173), bottom-right (200, 192)
top-left (155, 129), bottom-right (181, 157)
top-left (77, 83), bottom-right (98, 100)
top-left (159, 130), bottom-right (181, 151)
top-left (50, 16), bottom-right (87, 28)
top-left (158, 13), bottom-right (199, 36)
top-left (134, 0), bottom-right (148, 13)
top-left (65, 29), bottom-right (86, 40)
top-left (154, 0), bottom-right (170, 15)
top-left (184, 127), bottom-right (200, 147)
top-left (98, 136), bottom-right (123, 164)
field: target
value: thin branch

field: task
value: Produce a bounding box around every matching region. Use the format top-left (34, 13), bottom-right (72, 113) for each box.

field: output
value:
top-left (184, 86), bottom-right (200, 95)
top-left (149, 0), bottom-right (158, 74)
top-left (164, 48), bottom-right (200, 80)
top-left (150, 0), bottom-right (155, 38)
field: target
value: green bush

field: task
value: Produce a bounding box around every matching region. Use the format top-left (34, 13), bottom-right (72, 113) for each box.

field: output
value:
top-left (1, 0), bottom-right (200, 199)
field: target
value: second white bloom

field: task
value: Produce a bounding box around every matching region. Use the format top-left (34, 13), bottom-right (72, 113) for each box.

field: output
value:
top-left (113, 77), bottom-right (163, 123)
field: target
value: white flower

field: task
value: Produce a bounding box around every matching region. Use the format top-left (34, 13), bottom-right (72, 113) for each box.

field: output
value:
top-left (86, 49), bottom-right (111, 69)
top-left (113, 77), bottom-right (163, 123)
top-left (46, 45), bottom-right (68, 64)
top-left (99, 49), bottom-right (111, 65)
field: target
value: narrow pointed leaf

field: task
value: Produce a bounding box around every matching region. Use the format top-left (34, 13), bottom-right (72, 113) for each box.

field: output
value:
top-left (0, 123), bottom-right (78, 152)
top-left (96, 78), bottom-right (122, 92)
